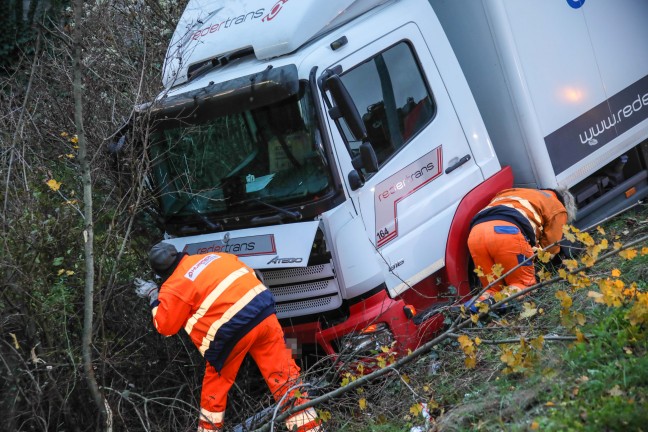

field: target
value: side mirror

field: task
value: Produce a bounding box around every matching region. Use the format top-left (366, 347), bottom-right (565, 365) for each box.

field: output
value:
top-left (348, 170), bottom-right (364, 191)
top-left (325, 74), bottom-right (367, 142)
top-left (352, 142), bottom-right (378, 174)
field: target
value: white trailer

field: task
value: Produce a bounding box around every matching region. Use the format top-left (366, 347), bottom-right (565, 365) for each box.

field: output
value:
top-left (430, 0), bottom-right (648, 227)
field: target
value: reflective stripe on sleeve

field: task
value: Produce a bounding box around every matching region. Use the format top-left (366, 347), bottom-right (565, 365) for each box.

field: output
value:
top-left (152, 306), bottom-right (159, 329)
top-left (185, 267), bottom-right (249, 334)
top-left (199, 284), bottom-right (266, 355)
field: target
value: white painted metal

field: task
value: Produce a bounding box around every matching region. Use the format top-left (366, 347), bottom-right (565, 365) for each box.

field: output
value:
top-left (430, 0), bottom-right (648, 189)
top-left (162, 0), bottom-right (391, 89)
top-left (163, 221), bottom-right (320, 269)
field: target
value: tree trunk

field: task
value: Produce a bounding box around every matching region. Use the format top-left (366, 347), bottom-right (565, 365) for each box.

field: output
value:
top-left (72, 0), bottom-right (112, 429)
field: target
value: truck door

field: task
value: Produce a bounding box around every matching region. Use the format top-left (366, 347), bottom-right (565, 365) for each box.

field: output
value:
top-left (328, 23), bottom-right (485, 296)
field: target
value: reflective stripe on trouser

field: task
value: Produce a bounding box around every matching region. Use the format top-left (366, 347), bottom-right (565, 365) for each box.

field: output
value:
top-left (197, 407), bottom-right (224, 431)
top-left (468, 220), bottom-right (536, 297)
top-left (286, 406), bottom-right (322, 431)
top-left (199, 314), bottom-right (303, 431)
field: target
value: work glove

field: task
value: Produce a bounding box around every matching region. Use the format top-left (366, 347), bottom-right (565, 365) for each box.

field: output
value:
top-left (134, 278), bottom-right (159, 305)
top-left (464, 296), bottom-right (496, 314)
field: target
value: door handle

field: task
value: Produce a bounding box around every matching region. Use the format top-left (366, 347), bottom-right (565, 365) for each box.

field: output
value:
top-left (445, 154), bottom-right (471, 174)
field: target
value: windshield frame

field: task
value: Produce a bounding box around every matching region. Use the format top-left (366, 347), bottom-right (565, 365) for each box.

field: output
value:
top-left (146, 67), bottom-right (345, 234)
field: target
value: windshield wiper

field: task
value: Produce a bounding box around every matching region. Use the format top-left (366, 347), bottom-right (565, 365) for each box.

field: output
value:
top-left (229, 197), bottom-right (302, 224)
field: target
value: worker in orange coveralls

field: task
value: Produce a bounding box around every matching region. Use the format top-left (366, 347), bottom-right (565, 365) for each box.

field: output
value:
top-left (465, 187), bottom-right (576, 312)
top-left (135, 242), bottom-right (321, 432)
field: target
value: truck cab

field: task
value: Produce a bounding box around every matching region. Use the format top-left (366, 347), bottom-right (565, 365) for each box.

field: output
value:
top-left (142, 0), bottom-right (507, 361)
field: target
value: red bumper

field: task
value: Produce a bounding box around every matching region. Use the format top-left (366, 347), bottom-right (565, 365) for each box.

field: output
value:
top-left (284, 289), bottom-right (444, 357)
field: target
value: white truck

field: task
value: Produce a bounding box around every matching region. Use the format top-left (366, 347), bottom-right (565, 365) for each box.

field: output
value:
top-left (140, 0), bottom-right (648, 361)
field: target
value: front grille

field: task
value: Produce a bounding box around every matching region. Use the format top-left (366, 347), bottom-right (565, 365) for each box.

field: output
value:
top-left (262, 264), bottom-right (334, 285)
top-left (261, 263), bottom-right (340, 319)
top-left (275, 295), bottom-right (342, 318)
top-left (269, 279), bottom-right (339, 302)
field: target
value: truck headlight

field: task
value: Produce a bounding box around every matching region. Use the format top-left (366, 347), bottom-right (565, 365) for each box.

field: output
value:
top-left (339, 323), bottom-right (394, 358)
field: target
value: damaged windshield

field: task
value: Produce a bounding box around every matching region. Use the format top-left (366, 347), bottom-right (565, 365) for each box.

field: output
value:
top-left (150, 83), bottom-right (332, 220)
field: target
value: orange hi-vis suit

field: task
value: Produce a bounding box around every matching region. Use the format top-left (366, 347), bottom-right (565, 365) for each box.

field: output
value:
top-left (150, 252), bottom-right (320, 432)
top-left (467, 188), bottom-right (568, 298)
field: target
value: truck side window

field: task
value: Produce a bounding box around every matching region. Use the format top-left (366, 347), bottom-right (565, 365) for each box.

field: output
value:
top-left (340, 41), bottom-right (435, 167)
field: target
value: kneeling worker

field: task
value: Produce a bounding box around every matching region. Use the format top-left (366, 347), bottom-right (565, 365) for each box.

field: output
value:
top-left (136, 242), bottom-right (321, 432)
top-left (466, 187), bottom-right (576, 311)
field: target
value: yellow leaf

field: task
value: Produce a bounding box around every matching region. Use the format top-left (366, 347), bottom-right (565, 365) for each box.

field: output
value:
top-left (380, 346), bottom-right (390, 353)
top-left (531, 421), bottom-right (540, 430)
top-left (493, 291), bottom-right (507, 302)
top-left (545, 401), bottom-right (555, 407)
top-left (491, 263), bottom-right (504, 278)
top-left (536, 268), bottom-right (551, 282)
top-left (619, 249), bottom-right (637, 260)
top-left (477, 301), bottom-right (490, 314)
top-left (626, 292), bottom-right (648, 326)
top-left (317, 410), bottom-right (331, 422)
top-left (537, 249), bottom-right (553, 263)
top-left (423, 385), bottom-right (430, 392)
top-left (580, 254), bottom-right (596, 268)
top-left (409, 403), bottom-right (423, 417)
top-left (464, 356), bottom-right (476, 369)
top-left (293, 389), bottom-right (302, 399)
top-left (46, 179), bottom-right (62, 192)
top-left (10, 333), bottom-right (20, 350)
top-left (359, 398), bottom-right (367, 410)
top-left (60, 131), bottom-right (69, 137)
top-left (641, 246), bottom-right (648, 256)
top-left (57, 269), bottom-right (65, 276)
top-left (558, 268), bottom-right (568, 279)
top-left (562, 225), bottom-right (576, 243)
top-left (500, 350), bottom-right (515, 365)
top-left (66, 153), bottom-right (75, 159)
top-left (377, 356), bottom-right (386, 369)
top-left (520, 302), bottom-right (538, 319)
top-left (563, 259), bottom-right (578, 271)
top-left (596, 226), bottom-right (605, 235)
top-left (576, 232), bottom-right (595, 246)
top-left (69, 135), bottom-right (79, 144)
top-left (556, 291), bottom-right (573, 309)
top-left (613, 241), bottom-right (623, 250)
top-left (530, 335), bottom-right (544, 351)
top-left (470, 314), bottom-right (479, 324)
top-left (474, 267), bottom-right (485, 277)
top-left (457, 335), bottom-right (472, 349)
top-left (401, 374), bottom-right (410, 384)
top-left (576, 329), bottom-right (587, 342)
top-left (611, 268), bottom-right (621, 277)
top-left (474, 337), bottom-right (482, 346)
top-left (356, 363), bottom-right (364, 375)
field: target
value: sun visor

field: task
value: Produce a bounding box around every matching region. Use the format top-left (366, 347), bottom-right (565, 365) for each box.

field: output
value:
top-left (163, 221), bottom-right (320, 269)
